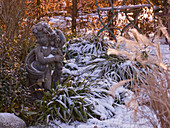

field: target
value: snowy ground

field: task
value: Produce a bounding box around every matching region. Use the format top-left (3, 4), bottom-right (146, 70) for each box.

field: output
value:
top-left (50, 106), bottom-right (154, 128)
top-left (29, 106), bottom-right (154, 128)
top-left (160, 44), bottom-right (170, 64)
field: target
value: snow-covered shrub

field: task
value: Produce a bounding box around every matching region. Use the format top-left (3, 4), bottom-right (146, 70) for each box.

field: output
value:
top-left (62, 34), bottom-right (108, 82)
top-left (62, 34), bottom-right (138, 107)
top-left (64, 34), bottom-right (107, 60)
top-left (33, 80), bottom-right (104, 125)
top-left (32, 77), bottom-right (118, 126)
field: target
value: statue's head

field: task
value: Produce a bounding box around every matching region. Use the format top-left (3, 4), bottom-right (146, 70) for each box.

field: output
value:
top-left (32, 22), bottom-right (54, 46)
top-left (32, 22), bottom-right (61, 47)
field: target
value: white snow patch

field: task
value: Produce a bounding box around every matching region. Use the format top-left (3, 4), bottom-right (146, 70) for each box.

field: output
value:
top-left (31, 62), bottom-right (41, 73)
top-left (42, 46), bottom-right (48, 49)
top-left (46, 105), bottom-right (154, 128)
top-left (44, 54), bottom-right (55, 59)
top-left (63, 67), bottom-right (71, 74)
top-left (67, 63), bottom-right (78, 70)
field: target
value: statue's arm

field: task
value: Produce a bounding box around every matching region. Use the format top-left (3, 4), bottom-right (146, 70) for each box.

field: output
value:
top-left (55, 29), bottom-right (66, 47)
top-left (35, 46), bottom-right (62, 65)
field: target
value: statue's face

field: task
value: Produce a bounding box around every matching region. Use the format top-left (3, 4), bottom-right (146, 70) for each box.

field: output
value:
top-left (36, 33), bottom-right (49, 46)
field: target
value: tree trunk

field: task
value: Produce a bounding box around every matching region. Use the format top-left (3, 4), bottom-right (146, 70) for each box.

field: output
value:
top-left (37, 0), bottom-right (41, 21)
top-left (72, 0), bottom-right (77, 33)
top-left (0, 3), bottom-right (2, 14)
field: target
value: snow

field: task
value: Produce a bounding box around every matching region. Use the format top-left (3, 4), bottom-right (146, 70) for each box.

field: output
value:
top-left (44, 54), bottom-right (55, 59)
top-left (30, 62), bottom-right (41, 73)
top-left (42, 46), bottom-right (48, 49)
top-left (45, 105), bottom-right (154, 128)
top-left (160, 45), bottom-right (170, 64)
top-left (51, 47), bottom-right (56, 51)
top-left (65, 17), bottom-right (72, 21)
top-left (149, 44), bottom-right (170, 67)
top-left (63, 67), bottom-right (71, 75)
top-left (66, 63), bottom-right (79, 70)
top-left (86, 58), bottom-right (106, 65)
top-left (70, 96), bottom-right (86, 99)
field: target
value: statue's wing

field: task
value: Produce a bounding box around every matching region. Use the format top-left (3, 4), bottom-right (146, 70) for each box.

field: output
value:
top-left (55, 29), bottom-right (66, 48)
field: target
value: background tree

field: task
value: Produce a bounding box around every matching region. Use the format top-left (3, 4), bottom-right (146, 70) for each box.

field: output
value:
top-left (72, 0), bottom-right (77, 33)
top-left (37, 0), bottom-right (41, 20)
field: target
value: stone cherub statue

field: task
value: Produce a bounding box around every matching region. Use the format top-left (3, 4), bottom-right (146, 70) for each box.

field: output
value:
top-left (25, 22), bottom-right (66, 90)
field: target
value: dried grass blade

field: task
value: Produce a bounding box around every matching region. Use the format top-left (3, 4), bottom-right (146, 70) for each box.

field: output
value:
top-left (108, 79), bottom-right (131, 97)
top-left (107, 48), bottom-right (134, 61)
top-left (129, 29), bottom-right (154, 47)
top-left (160, 26), bottom-right (170, 41)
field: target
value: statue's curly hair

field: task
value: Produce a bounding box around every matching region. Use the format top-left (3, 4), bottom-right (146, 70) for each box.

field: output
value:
top-left (32, 22), bottom-right (61, 44)
top-left (32, 22), bottom-right (54, 37)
